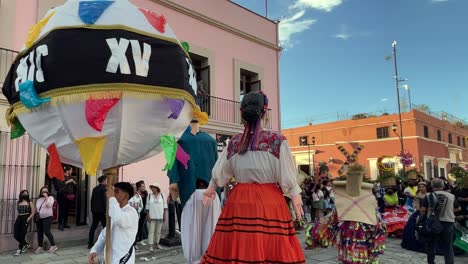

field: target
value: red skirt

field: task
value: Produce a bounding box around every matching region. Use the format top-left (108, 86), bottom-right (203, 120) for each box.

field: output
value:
top-left (201, 183), bottom-right (305, 264)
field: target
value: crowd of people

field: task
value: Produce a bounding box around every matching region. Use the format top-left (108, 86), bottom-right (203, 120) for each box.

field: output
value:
top-left (300, 169), bottom-right (468, 264)
top-left (9, 91), bottom-right (468, 264)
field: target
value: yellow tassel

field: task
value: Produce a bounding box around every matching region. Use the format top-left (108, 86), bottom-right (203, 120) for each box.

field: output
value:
top-left (75, 136), bottom-right (106, 176)
top-left (193, 107), bottom-right (209, 125)
top-left (5, 106), bottom-right (15, 127)
top-left (25, 11), bottom-right (55, 49)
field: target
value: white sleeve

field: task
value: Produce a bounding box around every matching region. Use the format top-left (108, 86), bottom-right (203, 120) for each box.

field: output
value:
top-left (90, 227), bottom-right (106, 255)
top-left (277, 141), bottom-right (301, 197)
top-left (109, 197), bottom-right (134, 228)
top-left (208, 148), bottom-right (234, 189)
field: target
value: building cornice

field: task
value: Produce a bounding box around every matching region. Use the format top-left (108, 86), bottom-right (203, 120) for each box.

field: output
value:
top-left (151, 0), bottom-right (281, 51)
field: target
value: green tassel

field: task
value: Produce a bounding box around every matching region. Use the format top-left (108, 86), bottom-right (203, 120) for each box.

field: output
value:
top-left (10, 118), bottom-right (26, 139)
top-left (160, 135), bottom-right (177, 171)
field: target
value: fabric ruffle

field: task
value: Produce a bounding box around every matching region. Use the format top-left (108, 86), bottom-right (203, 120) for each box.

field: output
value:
top-left (306, 210), bottom-right (387, 264)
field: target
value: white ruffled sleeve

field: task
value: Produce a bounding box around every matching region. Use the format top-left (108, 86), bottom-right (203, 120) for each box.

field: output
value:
top-left (277, 141), bottom-right (301, 197)
top-left (208, 148), bottom-right (234, 189)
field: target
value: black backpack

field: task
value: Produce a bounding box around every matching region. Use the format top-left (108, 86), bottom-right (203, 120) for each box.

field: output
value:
top-left (416, 193), bottom-right (446, 236)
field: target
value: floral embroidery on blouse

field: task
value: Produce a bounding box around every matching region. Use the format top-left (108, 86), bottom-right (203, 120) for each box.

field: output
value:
top-left (227, 130), bottom-right (286, 159)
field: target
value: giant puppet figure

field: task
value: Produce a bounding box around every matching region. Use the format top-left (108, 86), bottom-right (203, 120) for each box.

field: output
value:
top-left (167, 118), bottom-right (218, 210)
top-left (2, 0), bottom-right (208, 262)
top-left (306, 164), bottom-right (387, 264)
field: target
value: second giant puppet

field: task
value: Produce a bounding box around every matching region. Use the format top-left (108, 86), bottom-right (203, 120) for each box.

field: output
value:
top-left (167, 119), bottom-right (218, 209)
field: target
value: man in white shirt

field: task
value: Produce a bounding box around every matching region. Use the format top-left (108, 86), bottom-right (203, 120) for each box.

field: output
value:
top-left (89, 182), bottom-right (139, 264)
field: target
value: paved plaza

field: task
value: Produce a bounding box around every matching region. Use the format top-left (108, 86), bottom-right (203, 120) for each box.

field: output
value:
top-left (1, 231), bottom-right (467, 263)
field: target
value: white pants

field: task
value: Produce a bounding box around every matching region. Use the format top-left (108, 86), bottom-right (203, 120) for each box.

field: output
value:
top-left (147, 219), bottom-right (163, 245)
top-left (182, 190), bottom-right (221, 264)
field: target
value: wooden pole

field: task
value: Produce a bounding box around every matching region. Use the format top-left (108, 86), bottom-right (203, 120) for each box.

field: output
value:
top-left (104, 167), bottom-right (119, 263)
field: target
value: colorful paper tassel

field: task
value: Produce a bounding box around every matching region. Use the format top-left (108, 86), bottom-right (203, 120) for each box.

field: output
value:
top-left (19, 81), bottom-right (51, 109)
top-left (175, 144), bottom-right (190, 169)
top-left (193, 107), bottom-right (209, 125)
top-left (160, 135), bottom-right (176, 171)
top-left (85, 97), bottom-right (120, 131)
top-left (25, 11), bottom-right (55, 48)
top-left (181, 42), bottom-right (190, 53)
top-left (139, 8), bottom-right (166, 33)
top-left (79, 1), bottom-right (114, 25)
top-left (165, 98), bottom-right (185, 119)
top-left (75, 136), bottom-right (106, 176)
top-left (10, 118), bottom-right (26, 139)
top-left (47, 144), bottom-right (64, 181)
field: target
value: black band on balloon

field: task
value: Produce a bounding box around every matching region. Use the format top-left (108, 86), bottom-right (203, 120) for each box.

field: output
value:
top-left (2, 28), bottom-right (196, 104)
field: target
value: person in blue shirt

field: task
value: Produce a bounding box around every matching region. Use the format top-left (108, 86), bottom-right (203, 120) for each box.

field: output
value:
top-left (167, 118), bottom-right (218, 210)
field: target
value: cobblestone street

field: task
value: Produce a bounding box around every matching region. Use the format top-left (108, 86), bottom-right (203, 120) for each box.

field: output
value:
top-left (1, 231), bottom-right (467, 263)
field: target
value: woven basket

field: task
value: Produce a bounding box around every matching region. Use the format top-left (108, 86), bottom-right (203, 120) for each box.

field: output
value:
top-left (380, 177), bottom-right (396, 187)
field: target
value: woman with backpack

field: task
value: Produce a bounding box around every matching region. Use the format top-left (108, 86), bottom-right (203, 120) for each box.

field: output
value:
top-left (13, 190), bottom-right (35, 256)
top-left (146, 182), bottom-right (167, 251)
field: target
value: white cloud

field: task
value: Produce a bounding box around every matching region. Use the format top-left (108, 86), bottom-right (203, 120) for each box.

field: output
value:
top-left (279, 10), bottom-right (317, 47)
top-left (291, 0), bottom-right (343, 12)
top-left (431, 0), bottom-right (448, 2)
top-left (381, 98), bottom-right (388, 102)
top-left (333, 24), bottom-right (351, 40)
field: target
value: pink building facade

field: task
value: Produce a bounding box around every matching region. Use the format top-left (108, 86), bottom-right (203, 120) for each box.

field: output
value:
top-left (0, 0), bottom-right (280, 238)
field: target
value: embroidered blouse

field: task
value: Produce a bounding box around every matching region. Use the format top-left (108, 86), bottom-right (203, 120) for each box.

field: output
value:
top-left (208, 130), bottom-right (301, 197)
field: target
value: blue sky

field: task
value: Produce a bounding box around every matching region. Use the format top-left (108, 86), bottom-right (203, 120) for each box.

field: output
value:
top-left (232, 0), bottom-right (468, 128)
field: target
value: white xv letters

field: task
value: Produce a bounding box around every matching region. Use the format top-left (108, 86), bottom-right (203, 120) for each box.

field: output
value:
top-left (106, 38), bottom-right (151, 77)
top-left (15, 45), bottom-right (48, 91)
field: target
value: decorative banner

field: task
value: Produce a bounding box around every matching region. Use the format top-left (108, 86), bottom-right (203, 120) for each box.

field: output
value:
top-left (139, 8), bottom-right (166, 33)
top-left (75, 136), bottom-right (106, 176)
top-left (181, 42), bottom-right (190, 53)
top-left (161, 135), bottom-right (177, 171)
top-left (85, 97), bottom-right (120, 131)
top-left (19, 81), bottom-right (51, 109)
top-left (377, 155), bottom-right (396, 172)
top-left (10, 118), bottom-right (26, 139)
top-left (165, 98), bottom-right (185, 119)
top-left (25, 11), bottom-right (55, 48)
top-left (47, 144), bottom-right (64, 181)
top-left (337, 144), bottom-right (365, 175)
top-left (175, 144), bottom-right (190, 170)
top-left (79, 1), bottom-right (114, 25)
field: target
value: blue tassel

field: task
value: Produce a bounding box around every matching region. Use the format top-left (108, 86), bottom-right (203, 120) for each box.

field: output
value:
top-left (79, 1), bottom-right (114, 25)
top-left (19, 80), bottom-right (51, 109)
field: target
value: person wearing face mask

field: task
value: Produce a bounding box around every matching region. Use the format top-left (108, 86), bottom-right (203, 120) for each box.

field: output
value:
top-left (13, 190), bottom-right (35, 256)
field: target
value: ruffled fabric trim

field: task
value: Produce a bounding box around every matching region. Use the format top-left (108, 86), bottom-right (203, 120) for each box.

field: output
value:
top-left (306, 210), bottom-right (387, 264)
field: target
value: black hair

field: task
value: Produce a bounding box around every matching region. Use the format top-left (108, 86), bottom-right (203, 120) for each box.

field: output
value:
top-left (18, 189), bottom-right (30, 204)
top-left (239, 92), bottom-right (268, 154)
top-left (114, 182), bottom-right (134, 198)
top-left (38, 186), bottom-right (49, 198)
top-left (63, 165), bottom-right (72, 171)
top-left (98, 175), bottom-right (107, 183)
top-left (136, 180), bottom-right (145, 190)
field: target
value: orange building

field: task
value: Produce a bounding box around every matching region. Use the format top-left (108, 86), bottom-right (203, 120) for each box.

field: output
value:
top-left (282, 109), bottom-right (468, 181)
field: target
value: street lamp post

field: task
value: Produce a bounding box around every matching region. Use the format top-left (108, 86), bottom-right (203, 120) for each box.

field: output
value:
top-left (304, 136), bottom-right (316, 177)
top-left (392, 41), bottom-right (405, 155)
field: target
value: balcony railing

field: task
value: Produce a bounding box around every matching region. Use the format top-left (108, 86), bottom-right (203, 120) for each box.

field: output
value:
top-left (198, 94), bottom-right (272, 129)
top-left (0, 48), bottom-right (18, 86)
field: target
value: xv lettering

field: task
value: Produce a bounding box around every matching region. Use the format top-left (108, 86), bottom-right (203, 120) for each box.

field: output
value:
top-left (15, 45), bottom-right (48, 91)
top-left (105, 38), bottom-right (151, 77)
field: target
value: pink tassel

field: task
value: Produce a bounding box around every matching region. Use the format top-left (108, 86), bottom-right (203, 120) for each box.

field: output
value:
top-left (176, 144), bottom-right (190, 169)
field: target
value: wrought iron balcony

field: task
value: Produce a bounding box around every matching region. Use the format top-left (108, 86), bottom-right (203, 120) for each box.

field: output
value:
top-left (197, 94), bottom-right (272, 129)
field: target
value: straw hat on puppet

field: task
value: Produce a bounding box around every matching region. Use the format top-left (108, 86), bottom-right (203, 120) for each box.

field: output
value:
top-left (333, 163), bottom-right (377, 225)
